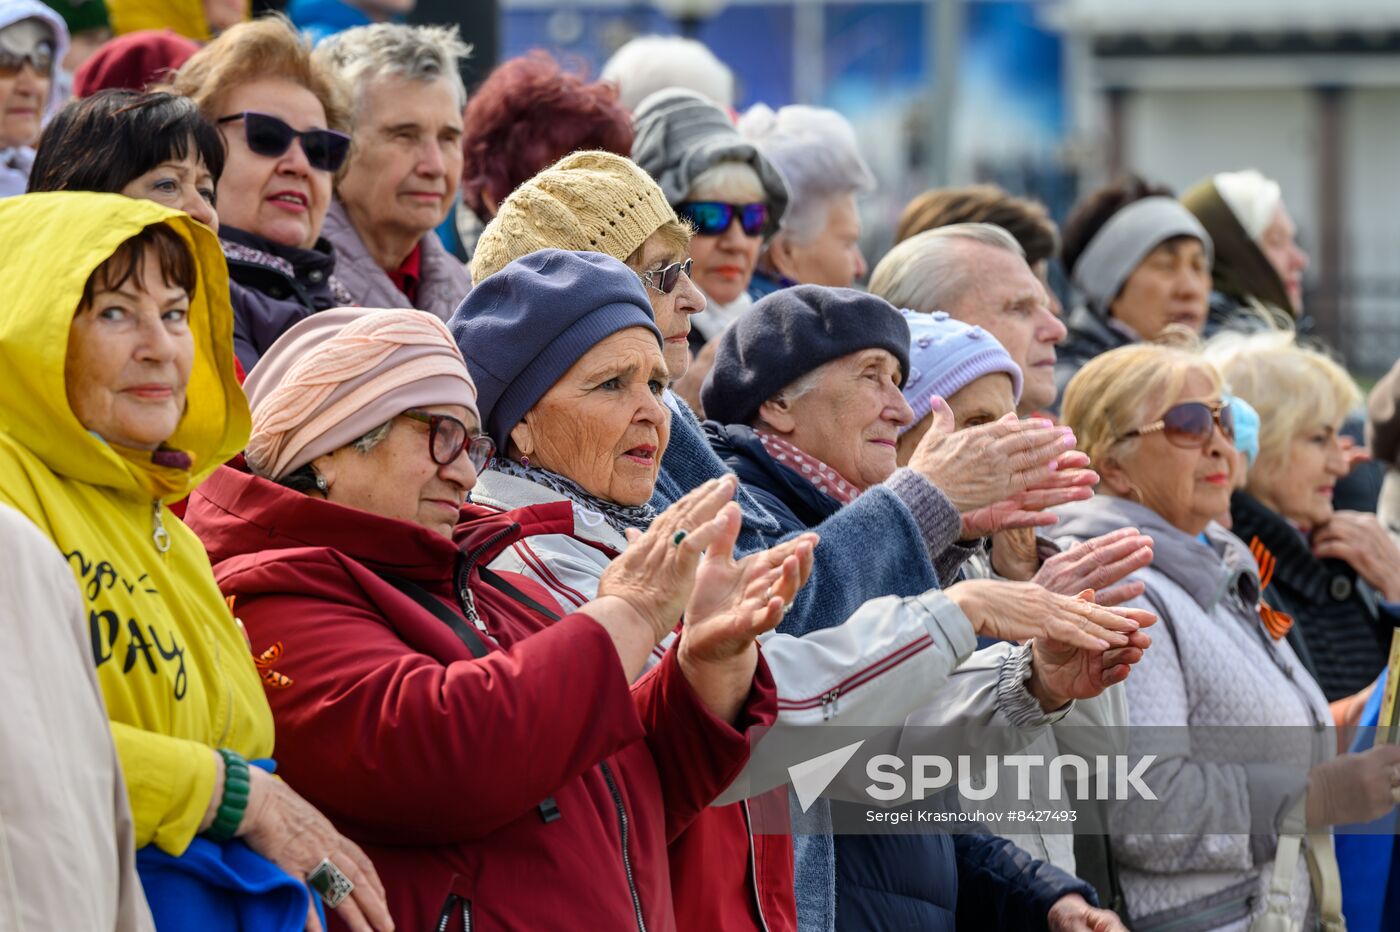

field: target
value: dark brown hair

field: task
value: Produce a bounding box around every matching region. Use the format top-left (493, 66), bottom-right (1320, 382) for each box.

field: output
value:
top-left (81, 225), bottom-right (197, 311)
top-left (896, 184), bottom-right (1059, 267)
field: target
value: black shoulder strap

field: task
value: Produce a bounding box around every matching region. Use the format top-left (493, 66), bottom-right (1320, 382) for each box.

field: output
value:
top-left (478, 565), bottom-right (562, 622)
top-left (376, 570), bottom-right (563, 825)
top-left (377, 572), bottom-right (491, 659)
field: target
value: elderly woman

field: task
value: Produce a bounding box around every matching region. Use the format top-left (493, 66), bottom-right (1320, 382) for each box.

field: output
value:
top-left (1055, 342), bottom-right (1400, 930)
top-left (736, 103), bottom-right (874, 294)
top-left (1054, 177), bottom-right (1214, 397)
top-left (1204, 332), bottom-right (1400, 702)
top-left (28, 89), bottom-right (220, 231)
top-left (0, 0), bottom-right (66, 197)
top-left (697, 284), bottom-right (1158, 930)
top-left (183, 305), bottom-right (782, 932)
top-left (171, 17), bottom-right (354, 370)
top-left (0, 192), bottom-right (389, 931)
top-left (632, 88), bottom-right (789, 355)
top-left (313, 24), bottom-right (471, 320)
top-left (1182, 169), bottom-right (1309, 335)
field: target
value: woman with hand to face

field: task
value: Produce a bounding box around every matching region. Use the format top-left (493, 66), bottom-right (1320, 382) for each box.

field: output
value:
top-left (1058, 342), bottom-right (1400, 932)
top-left (0, 193), bottom-right (390, 932)
top-left (172, 16), bottom-right (355, 370)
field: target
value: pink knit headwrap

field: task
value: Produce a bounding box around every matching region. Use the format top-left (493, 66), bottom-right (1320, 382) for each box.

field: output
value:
top-left (244, 308), bottom-right (480, 480)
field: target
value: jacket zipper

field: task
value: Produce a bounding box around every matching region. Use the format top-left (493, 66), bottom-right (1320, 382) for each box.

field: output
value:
top-left (435, 894), bottom-right (472, 931)
top-left (151, 499), bottom-right (171, 553)
top-left (742, 800), bottom-right (771, 932)
top-left (599, 761), bottom-right (647, 932)
top-left (455, 524), bottom-right (520, 631)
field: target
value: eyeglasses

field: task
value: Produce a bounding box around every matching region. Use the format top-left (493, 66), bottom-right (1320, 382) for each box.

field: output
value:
top-left (641, 258), bottom-right (693, 295)
top-left (676, 201), bottom-right (769, 237)
top-left (401, 409), bottom-right (495, 472)
top-left (216, 111), bottom-right (351, 173)
top-left (0, 42), bottom-right (54, 79)
top-left (1122, 401), bottom-right (1235, 449)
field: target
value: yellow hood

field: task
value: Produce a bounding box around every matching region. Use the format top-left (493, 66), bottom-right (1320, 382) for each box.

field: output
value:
top-left (0, 192), bottom-right (250, 502)
top-left (105, 0), bottom-right (212, 41)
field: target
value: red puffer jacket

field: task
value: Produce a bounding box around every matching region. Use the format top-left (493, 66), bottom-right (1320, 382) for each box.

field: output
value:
top-left (185, 465), bottom-right (777, 932)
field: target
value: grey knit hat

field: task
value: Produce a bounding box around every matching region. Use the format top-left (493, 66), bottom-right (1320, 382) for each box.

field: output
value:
top-left (631, 88), bottom-right (789, 236)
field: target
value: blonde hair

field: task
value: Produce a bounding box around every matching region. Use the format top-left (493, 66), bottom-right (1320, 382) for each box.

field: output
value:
top-left (1061, 342), bottom-right (1224, 473)
top-left (1203, 331), bottom-right (1360, 479)
top-left (171, 16), bottom-right (352, 134)
top-left (687, 160), bottom-right (766, 205)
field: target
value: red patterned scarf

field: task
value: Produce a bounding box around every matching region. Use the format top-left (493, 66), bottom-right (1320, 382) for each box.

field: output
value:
top-left (757, 431), bottom-right (862, 505)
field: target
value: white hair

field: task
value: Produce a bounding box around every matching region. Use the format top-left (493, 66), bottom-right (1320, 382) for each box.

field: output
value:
top-left (601, 35), bottom-right (734, 111)
top-left (869, 223), bottom-right (1025, 312)
top-left (313, 23), bottom-right (472, 121)
top-left (688, 160), bottom-right (765, 204)
top-left (737, 103), bottom-right (874, 243)
top-left (755, 361), bottom-right (832, 426)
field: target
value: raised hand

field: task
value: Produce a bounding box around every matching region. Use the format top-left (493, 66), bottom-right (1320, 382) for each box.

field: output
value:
top-left (1030, 590), bottom-right (1155, 707)
top-left (1033, 528), bottom-right (1155, 606)
top-left (1312, 510), bottom-right (1400, 602)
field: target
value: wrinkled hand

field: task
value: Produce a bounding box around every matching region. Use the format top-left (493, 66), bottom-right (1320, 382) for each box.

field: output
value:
top-left (945, 579), bottom-right (1148, 652)
top-left (1034, 528), bottom-right (1155, 607)
top-left (1047, 894), bottom-right (1127, 932)
top-left (602, 476), bottom-right (741, 642)
top-left (906, 401), bottom-right (1093, 532)
top-left (239, 768), bottom-right (393, 932)
top-left (1312, 510), bottom-right (1400, 602)
top-left (1031, 589), bottom-right (1156, 707)
top-left (1306, 743), bottom-right (1400, 829)
top-left (958, 448), bottom-right (1100, 539)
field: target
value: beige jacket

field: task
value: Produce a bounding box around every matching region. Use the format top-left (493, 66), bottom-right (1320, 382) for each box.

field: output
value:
top-left (0, 504), bottom-right (153, 932)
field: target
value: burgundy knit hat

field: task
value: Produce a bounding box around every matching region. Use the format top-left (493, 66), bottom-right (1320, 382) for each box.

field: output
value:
top-left (73, 29), bottom-right (198, 97)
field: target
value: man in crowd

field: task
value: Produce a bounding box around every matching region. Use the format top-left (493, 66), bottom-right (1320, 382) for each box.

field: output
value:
top-left (313, 22), bottom-right (471, 320)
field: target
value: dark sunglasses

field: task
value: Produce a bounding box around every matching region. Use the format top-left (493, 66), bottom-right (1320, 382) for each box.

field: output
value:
top-left (401, 409), bottom-right (495, 472)
top-left (1122, 401), bottom-right (1235, 449)
top-left (677, 201), bottom-right (769, 237)
top-left (217, 111), bottom-right (351, 173)
top-left (641, 258), bottom-right (693, 295)
top-left (0, 42), bottom-right (54, 78)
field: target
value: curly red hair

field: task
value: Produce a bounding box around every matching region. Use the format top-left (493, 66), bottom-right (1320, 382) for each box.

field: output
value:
top-left (461, 50), bottom-right (634, 216)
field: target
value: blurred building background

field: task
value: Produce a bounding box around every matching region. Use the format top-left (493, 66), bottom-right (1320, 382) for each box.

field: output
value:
top-left (494, 0), bottom-right (1400, 374)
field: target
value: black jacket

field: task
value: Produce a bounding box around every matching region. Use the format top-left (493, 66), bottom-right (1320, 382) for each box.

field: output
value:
top-left (705, 420), bottom-right (1097, 931)
top-left (1230, 490), bottom-right (1396, 701)
top-left (221, 226), bottom-right (344, 371)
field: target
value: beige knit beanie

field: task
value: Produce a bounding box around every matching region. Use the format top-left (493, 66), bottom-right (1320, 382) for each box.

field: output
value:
top-left (470, 150), bottom-right (678, 283)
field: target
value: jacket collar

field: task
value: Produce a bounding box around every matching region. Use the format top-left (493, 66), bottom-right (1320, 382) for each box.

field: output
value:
top-left (320, 198), bottom-right (470, 318)
top-left (705, 422), bottom-right (842, 527)
top-left (1053, 495), bottom-right (1260, 613)
top-left (1229, 490), bottom-right (1338, 603)
top-left (471, 468), bottom-right (628, 555)
top-left (220, 225), bottom-right (339, 282)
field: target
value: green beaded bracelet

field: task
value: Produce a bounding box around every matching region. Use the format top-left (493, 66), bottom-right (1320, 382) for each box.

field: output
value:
top-left (203, 748), bottom-right (250, 843)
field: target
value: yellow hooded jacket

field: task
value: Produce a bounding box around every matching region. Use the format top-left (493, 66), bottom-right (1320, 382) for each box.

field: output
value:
top-left (0, 193), bottom-right (269, 857)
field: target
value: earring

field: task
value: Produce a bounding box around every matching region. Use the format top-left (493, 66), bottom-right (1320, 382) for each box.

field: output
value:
top-left (520, 455), bottom-right (530, 468)
top-left (314, 473), bottom-right (329, 493)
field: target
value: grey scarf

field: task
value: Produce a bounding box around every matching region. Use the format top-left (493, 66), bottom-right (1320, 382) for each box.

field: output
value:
top-left (491, 457), bottom-right (657, 537)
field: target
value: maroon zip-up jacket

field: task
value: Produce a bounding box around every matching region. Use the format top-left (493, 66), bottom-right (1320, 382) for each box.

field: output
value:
top-left (185, 465), bottom-right (776, 932)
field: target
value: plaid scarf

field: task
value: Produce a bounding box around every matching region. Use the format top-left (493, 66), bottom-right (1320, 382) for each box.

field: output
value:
top-left (491, 457), bottom-right (657, 538)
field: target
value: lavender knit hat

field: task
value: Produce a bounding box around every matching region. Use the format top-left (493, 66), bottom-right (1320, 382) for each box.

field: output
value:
top-left (898, 310), bottom-right (1023, 434)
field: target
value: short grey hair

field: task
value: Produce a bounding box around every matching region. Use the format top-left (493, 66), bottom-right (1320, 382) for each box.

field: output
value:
top-left (313, 23), bottom-right (471, 122)
top-left (868, 223), bottom-right (1025, 313)
top-left (737, 104), bottom-right (875, 244)
top-left (755, 362), bottom-right (831, 426)
top-left (601, 35), bottom-right (734, 111)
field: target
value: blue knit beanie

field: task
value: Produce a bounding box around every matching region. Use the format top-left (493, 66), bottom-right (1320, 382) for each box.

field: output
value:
top-left (898, 310), bottom-right (1024, 435)
top-left (448, 249), bottom-right (662, 449)
top-left (700, 285), bottom-right (910, 426)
